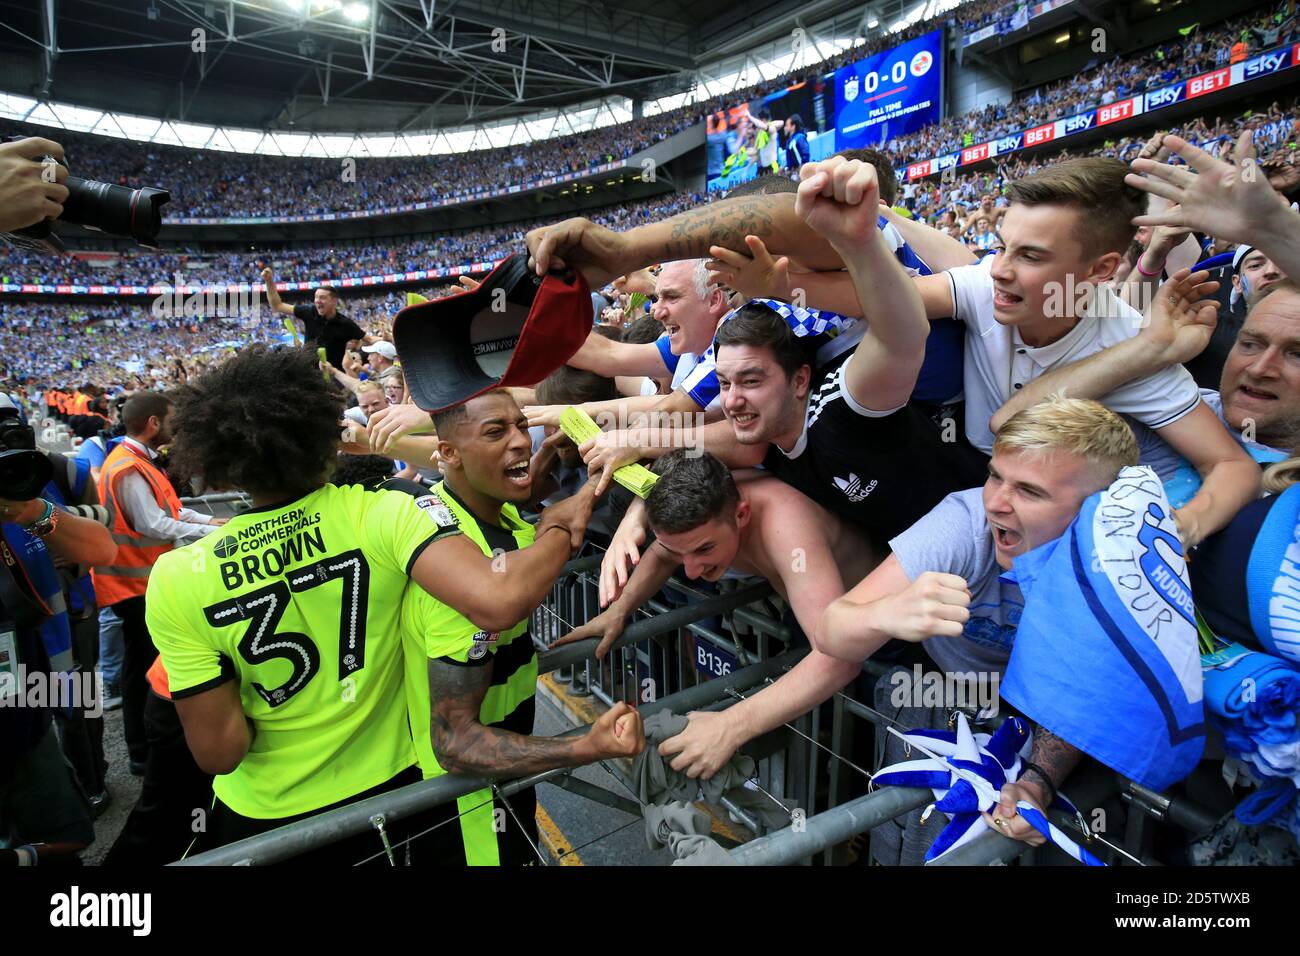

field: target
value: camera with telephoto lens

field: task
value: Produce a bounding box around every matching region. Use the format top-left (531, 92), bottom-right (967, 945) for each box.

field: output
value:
top-left (0, 406), bottom-right (53, 502)
top-left (4, 135), bottom-right (169, 248)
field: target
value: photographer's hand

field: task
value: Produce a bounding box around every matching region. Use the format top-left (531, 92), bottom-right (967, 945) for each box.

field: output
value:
top-left (0, 499), bottom-right (117, 567)
top-left (0, 499), bottom-right (46, 525)
top-left (0, 137), bottom-right (69, 233)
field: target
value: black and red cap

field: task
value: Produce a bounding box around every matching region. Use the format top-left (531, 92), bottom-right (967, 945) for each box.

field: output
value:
top-left (393, 253), bottom-right (592, 412)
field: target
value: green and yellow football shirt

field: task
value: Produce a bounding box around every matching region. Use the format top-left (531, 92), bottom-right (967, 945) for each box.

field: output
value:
top-left (400, 481), bottom-right (538, 780)
top-left (147, 482), bottom-right (460, 819)
top-left (400, 481), bottom-right (539, 866)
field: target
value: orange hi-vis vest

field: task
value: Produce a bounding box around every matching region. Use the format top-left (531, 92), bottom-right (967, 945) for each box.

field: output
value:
top-left (91, 441), bottom-right (182, 607)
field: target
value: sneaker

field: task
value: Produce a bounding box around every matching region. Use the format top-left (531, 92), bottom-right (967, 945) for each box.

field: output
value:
top-left (129, 759), bottom-right (147, 776)
top-left (103, 693), bottom-right (123, 711)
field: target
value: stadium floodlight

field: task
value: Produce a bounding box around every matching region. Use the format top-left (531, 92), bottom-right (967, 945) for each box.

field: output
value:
top-left (342, 2), bottom-right (369, 21)
top-left (281, 0), bottom-right (308, 12)
top-left (313, 0), bottom-right (342, 9)
top-left (867, 19), bottom-right (878, 28)
top-left (146, 1), bottom-right (160, 20)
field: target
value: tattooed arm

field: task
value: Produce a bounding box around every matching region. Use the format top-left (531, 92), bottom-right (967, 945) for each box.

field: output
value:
top-left (525, 193), bottom-right (847, 286)
top-left (428, 658), bottom-right (644, 778)
top-left (983, 723), bottom-right (1083, 847)
top-left (646, 193), bottom-right (844, 268)
top-left (1023, 724), bottom-right (1084, 796)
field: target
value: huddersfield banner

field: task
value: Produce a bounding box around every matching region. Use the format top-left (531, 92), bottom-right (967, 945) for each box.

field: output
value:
top-left (1001, 466), bottom-right (1206, 790)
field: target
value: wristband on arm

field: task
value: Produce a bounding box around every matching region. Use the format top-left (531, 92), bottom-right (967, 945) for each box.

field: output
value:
top-left (1136, 255), bottom-right (1166, 278)
top-left (1018, 760), bottom-right (1058, 806)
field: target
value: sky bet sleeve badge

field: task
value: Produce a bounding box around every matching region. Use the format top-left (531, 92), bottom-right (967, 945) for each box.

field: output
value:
top-left (468, 630), bottom-right (500, 660)
top-left (416, 494), bottom-right (459, 530)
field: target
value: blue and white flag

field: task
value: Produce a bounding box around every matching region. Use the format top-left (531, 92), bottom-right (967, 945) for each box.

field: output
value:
top-left (1001, 466), bottom-right (1206, 790)
top-left (874, 714), bottom-right (1104, 865)
top-left (1246, 484), bottom-right (1300, 665)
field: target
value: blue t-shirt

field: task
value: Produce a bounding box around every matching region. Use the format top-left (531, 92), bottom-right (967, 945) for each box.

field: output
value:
top-left (654, 334), bottom-right (681, 377)
top-left (786, 131), bottom-right (810, 168)
top-left (1190, 494), bottom-right (1273, 651)
top-left (42, 454), bottom-right (96, 615)
top-left (75, 434), bottom-right (123, 471)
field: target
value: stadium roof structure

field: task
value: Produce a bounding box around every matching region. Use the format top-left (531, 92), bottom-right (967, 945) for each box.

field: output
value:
top-left (0, 0), bottom-right (940, 138)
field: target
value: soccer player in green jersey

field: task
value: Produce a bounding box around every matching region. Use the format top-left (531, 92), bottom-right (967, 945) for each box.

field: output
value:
top-left (146, 345), bottom-right (597, 863)
top-left (401, 390), bottom-right (645, 865)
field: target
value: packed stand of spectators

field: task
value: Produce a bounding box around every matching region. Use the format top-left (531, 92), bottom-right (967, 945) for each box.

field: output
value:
top-left (3, 0), bottom-right (1278, 229)
top-left (0, 284), bottom-right (460, 394)
top-left (898, 98), bottom-right (1300, 251)
top-left (0, 111), bottom-right (700, 220)
top-left (889, 5), bottom-right (1300, 167)
top-left (0, 191), bottom-right (703, 287)
top-left (0, 0), bottom-right (999, 221)
top-left (1, 302), bottom-right (278, 393)
top-left (959, 0), bottom-right (1039, 33)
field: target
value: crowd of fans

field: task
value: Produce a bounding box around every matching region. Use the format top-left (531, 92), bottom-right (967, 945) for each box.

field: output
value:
top-left (0, 192), bottom-right (703, 287)
top-left (0, 0), bottom-right (1011, 221)
top-left (0, 111), bottom-right (700, 220)
top-left (2, 4), bottom-right (1296, 295)
top-left (888, 7), bottom-right (1299, 166)
top-left (959, 0), bottom-right (1032, 34)
top-left (901, 98), bottom-right (1300, 252)
top-left (0, 284), bottom-right (468, 393)
top-left (3, 6), bottom-right (1285, 225)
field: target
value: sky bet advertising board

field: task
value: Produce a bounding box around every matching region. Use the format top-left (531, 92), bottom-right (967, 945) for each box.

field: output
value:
top-left (834, 29), bottom-right (944, 151)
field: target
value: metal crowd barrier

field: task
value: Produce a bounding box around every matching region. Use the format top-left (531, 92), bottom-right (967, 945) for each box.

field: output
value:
top-left (534, 550), bottom-right (1229, 867)
top-left (180, 491), bottom-right (254, 521)
top-left (179, 493), bottom-right (254, 506)
top-left (175, 543), bottom-right (1226, 866)
top-left (175, 649), bottom-right (805, 866)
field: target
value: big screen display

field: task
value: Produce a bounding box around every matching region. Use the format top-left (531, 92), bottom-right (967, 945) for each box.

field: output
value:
top-left (834, 28), bottom-right (944, 151)
top-left (705, 29), bottom-right (945, 193)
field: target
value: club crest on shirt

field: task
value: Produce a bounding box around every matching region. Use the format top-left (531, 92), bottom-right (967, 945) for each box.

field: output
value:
top-left (416, 494), bottom-right (458, 529)
top-left (833, 473), bottom-right (877, 503)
